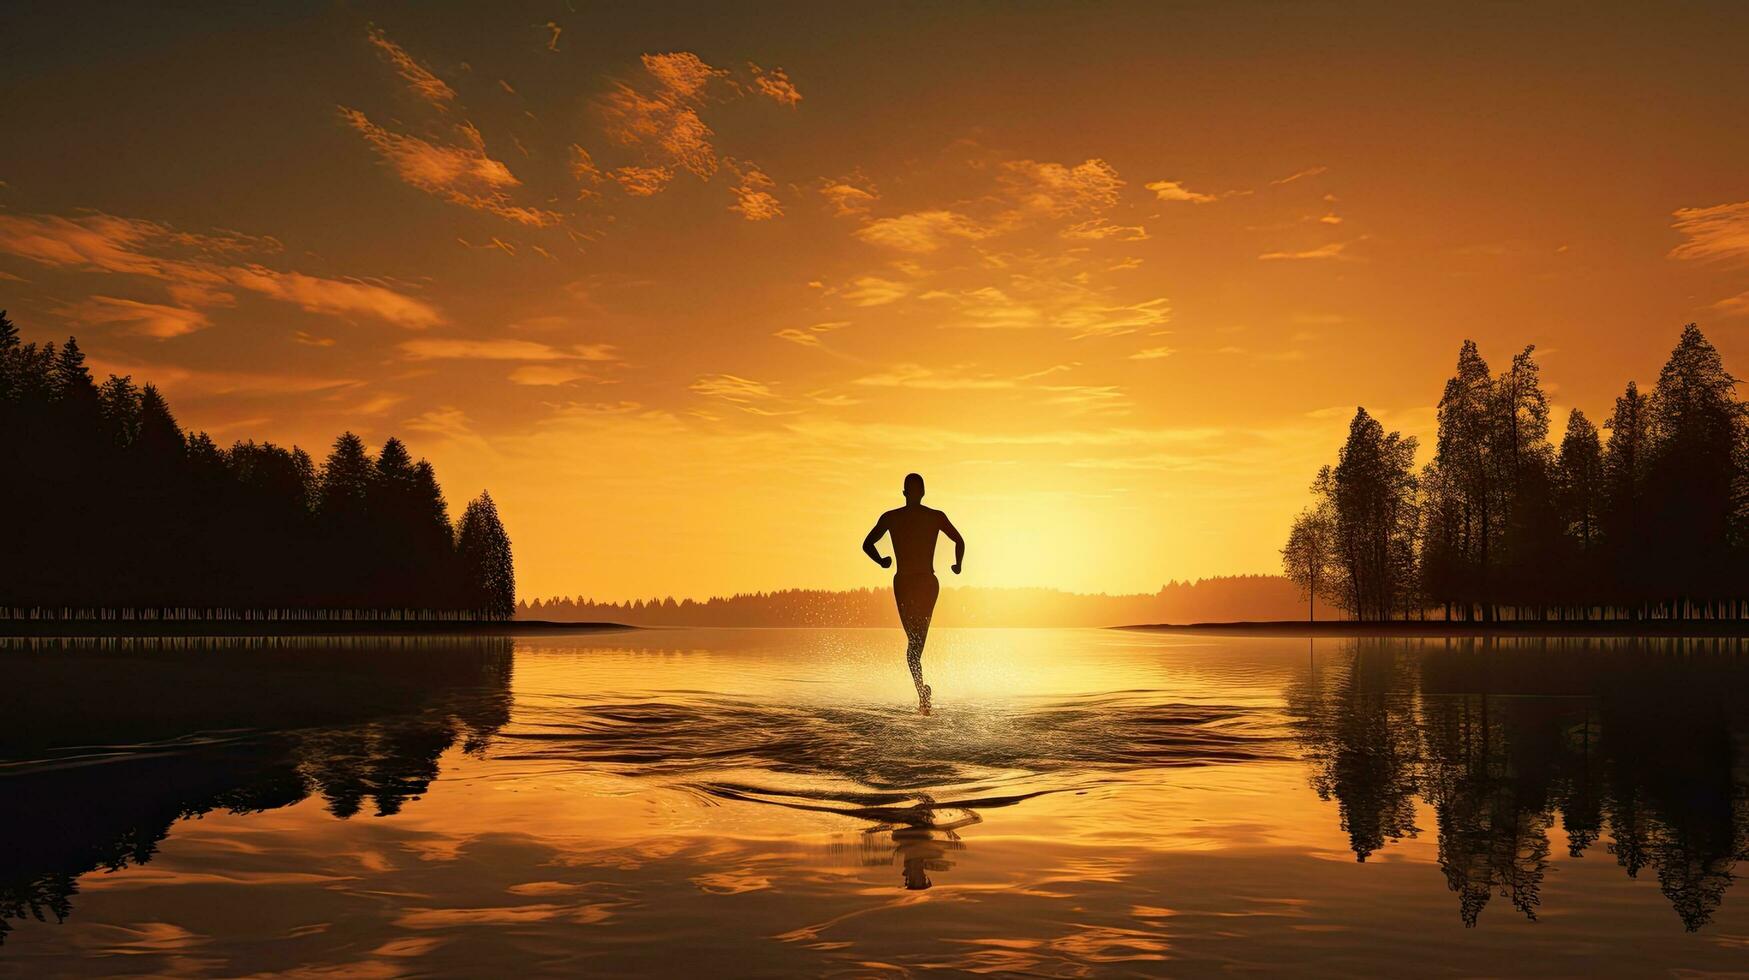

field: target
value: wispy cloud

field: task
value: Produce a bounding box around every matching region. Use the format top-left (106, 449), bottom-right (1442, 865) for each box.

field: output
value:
top-left (509, 364), bottom-right (598, 386)
top-left (773, 321), bottom-right (848, 347)
top-left (347, 29), bottom-right (560, 227)
top-left (339, 108), bottom-right (559, 227)
top-left (404, 406), bottom-right (481, 442)
top-left (1711, 289), bottom-right (1749, 317)
top-left (1129, 346), bottom-right (1176, 360)
top-left (366, 26), bottom-right (455, 109)
top-left (1271, 166), bottom-right (1328, 185)
top-left (569, 145), bottom-right (605, 197)
top-left (1670, 200), bottom-right (1749, 263)
top-left (599, 53), bottom-right (727, 180)
top-left (0, 211), bottom-right (443, 328)
top-left (840, 276), bottom-right (910, 306)
top-left (588, 52), bottom-right (800, 216)
top-left (1259, 241), bottom-right (1353, 261)
top-left (611, 165), bottom-right (673, 196)
top-left (1062, 218), bottom-right (1148, 241)
top-left (400, 338), bottom-right (618, 361)
top-left (691, 373), bottom-right (777, 402)
top-left (747, 63), bottom-right (802, 106)
top-left (225, 265), bottom-right (445, 326)
top-left (855, 363), bottom-right (1016, 390)
top-left (819, 178), bottom-right (878, 218)
top-left (728, 166), bottom-right (783, 220)
top-left (931, 279), bottom-right (1171, 338)
top-left (64, 296), bottom-right (210, 339)
top-left (855, 210), bottom-right (987, 253)
top-left (85, 354), bottom-right (364, 398)
top-left (1144, 179), bottom-right (1216, 204)
top-left (1000, 159), bottom-right (1123, 217)
top-left (846, 363), bottom-right (1129, 416)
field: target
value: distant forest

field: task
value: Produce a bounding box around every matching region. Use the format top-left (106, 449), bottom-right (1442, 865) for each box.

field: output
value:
top-left (0, 312), bottom-right (515, 620)
top-left (1284, 323), bottom-right (1747, 622)
top-left (518, 575), bottom-right (1336, 627)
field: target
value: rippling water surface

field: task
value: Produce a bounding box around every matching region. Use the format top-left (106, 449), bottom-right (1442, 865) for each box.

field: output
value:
top-left (4, 628), bottom-right (1749, 976)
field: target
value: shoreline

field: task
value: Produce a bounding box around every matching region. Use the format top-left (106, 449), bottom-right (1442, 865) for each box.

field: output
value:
top-left (0, 619), bottom-right (635, 638)
top-left (1117, 620), bottom-right (1749, 638)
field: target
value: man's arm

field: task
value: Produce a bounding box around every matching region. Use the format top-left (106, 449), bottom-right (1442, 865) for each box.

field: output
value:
top-left (940, 512), bottom-right (965, 574)
top-left (862, 514), bottom-right (892, 568)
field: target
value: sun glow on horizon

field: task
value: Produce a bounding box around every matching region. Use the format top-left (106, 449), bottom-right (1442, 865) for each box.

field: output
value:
top-left (2, 3), bottom-right (1747, 599)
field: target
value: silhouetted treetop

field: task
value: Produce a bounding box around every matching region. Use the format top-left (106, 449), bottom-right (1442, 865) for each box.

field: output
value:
top-left (0, 315), bottom-right (516, 619)
top-left (1287, 323), bottom-right (1749, 622)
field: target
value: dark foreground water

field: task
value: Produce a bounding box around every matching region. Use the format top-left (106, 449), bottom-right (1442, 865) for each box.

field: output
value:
top-left (3, 628), bottom-right (1748, 976)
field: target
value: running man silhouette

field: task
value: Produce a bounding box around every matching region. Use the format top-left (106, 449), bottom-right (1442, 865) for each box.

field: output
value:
top-left (862, 473), bottom-right (965, 713)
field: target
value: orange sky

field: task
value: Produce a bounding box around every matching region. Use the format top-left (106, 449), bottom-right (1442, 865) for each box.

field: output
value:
top-left (3, 3), bottom-right (1748, 600)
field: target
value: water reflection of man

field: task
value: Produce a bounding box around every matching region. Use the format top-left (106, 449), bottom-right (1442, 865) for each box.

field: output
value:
top-left (893, 826), bottom-right (959, 890)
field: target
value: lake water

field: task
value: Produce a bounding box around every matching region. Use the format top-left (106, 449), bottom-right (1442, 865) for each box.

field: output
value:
top-left (3, 628), bottom-right (1748, 976)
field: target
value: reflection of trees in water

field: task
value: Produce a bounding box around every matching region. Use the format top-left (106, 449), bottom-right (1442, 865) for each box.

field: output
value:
top-left (1287, 638), bottom-right (1749, 931)
top-left (1292, 643), bottom-right (1422, 861)
top-left (0, 636), bottom-right (512, 943)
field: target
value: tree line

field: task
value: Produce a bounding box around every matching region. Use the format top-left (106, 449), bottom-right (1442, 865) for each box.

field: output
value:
top-left (0, 312), bottom-right (515, 619)
top-left (520, 576), bottom-right (1337, 627)
top-left (1284, 323), bottom-right (1748, 621)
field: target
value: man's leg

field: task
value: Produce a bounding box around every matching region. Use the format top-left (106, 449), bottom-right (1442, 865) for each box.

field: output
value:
top-left (905, 627), bottom-right (927, 691)
top-left (894, 574), bottom-right (939, 706)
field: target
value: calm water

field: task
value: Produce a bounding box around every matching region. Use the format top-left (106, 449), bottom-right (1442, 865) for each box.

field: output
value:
top-left (3, 628), bottom-right (1748, 976)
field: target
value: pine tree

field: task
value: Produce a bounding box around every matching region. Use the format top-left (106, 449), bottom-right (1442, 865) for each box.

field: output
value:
top-left (135, 385), bottom-right (184, 459)
top-left (1556, 409), bottom-right (1603, 553)
top-left (1327, 408), bottom-right (1419, 620)
top-left (0, 310), bottom-right (19, 402)
top-left (51, 337), bottom-right (96, 398)
top-left (1433, 341), bottom-right (1495, 618)
top-left (97, 375), bottom-right (142, 447)
top-left (318, 432), bottom-right (373, 518)
top-left (456, 492), bottom-right (515, 619)
top-left (1602, 381), bottom-right (1652, 612)
top-left (1491, 346), bottom-right (1557, 615)
top-left (1645, 324), bottom-right (1745, 611)
top-left (318, 432), bottom-right (375, 608)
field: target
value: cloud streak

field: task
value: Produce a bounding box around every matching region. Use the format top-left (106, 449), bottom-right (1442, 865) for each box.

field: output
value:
top-left (1145, 179), bottom-right (1216, 204)
top-left (728, 166), bottom-right (783, 221)
top-left (0, 212), bottom-right (443, 328)
top-left (400, 338), bottom-right (618, 361)
top-left (1259, 241), bottom-right (1353, 261)
top-left (599, 53), bottom-right (727, 180)
top-left (366, 26), bottom-right (456, 109)
top-left (64, 296), bottom-right (211, 339)
top-left (748, 63), bottom-right (802, 107)
top-left (855, 210), bottom-right (987, 253)
top-left (1271, 166), bottom-right (1328, 185)
top-left (1670, 201), bottom-right (1749, 264)
top-left (340, 109), bottom-right (559, 227)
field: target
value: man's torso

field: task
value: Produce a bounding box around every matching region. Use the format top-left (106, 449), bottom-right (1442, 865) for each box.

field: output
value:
top-left (885, 505), bottom-right (943, 576)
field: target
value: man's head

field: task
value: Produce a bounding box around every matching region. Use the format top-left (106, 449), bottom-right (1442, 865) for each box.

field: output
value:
top-left (903, 472), bottom-right (925, 503)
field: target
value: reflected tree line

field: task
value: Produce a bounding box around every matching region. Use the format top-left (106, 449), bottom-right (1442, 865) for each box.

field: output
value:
top-left (0, 635), bottom-right (513, 943)
top-left (0, 313), bottom-right (515, 620)
top-left (1284, 323), bottom-right (1748, 621)
top-left (1287, 638), bottom-right (1749, 930)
